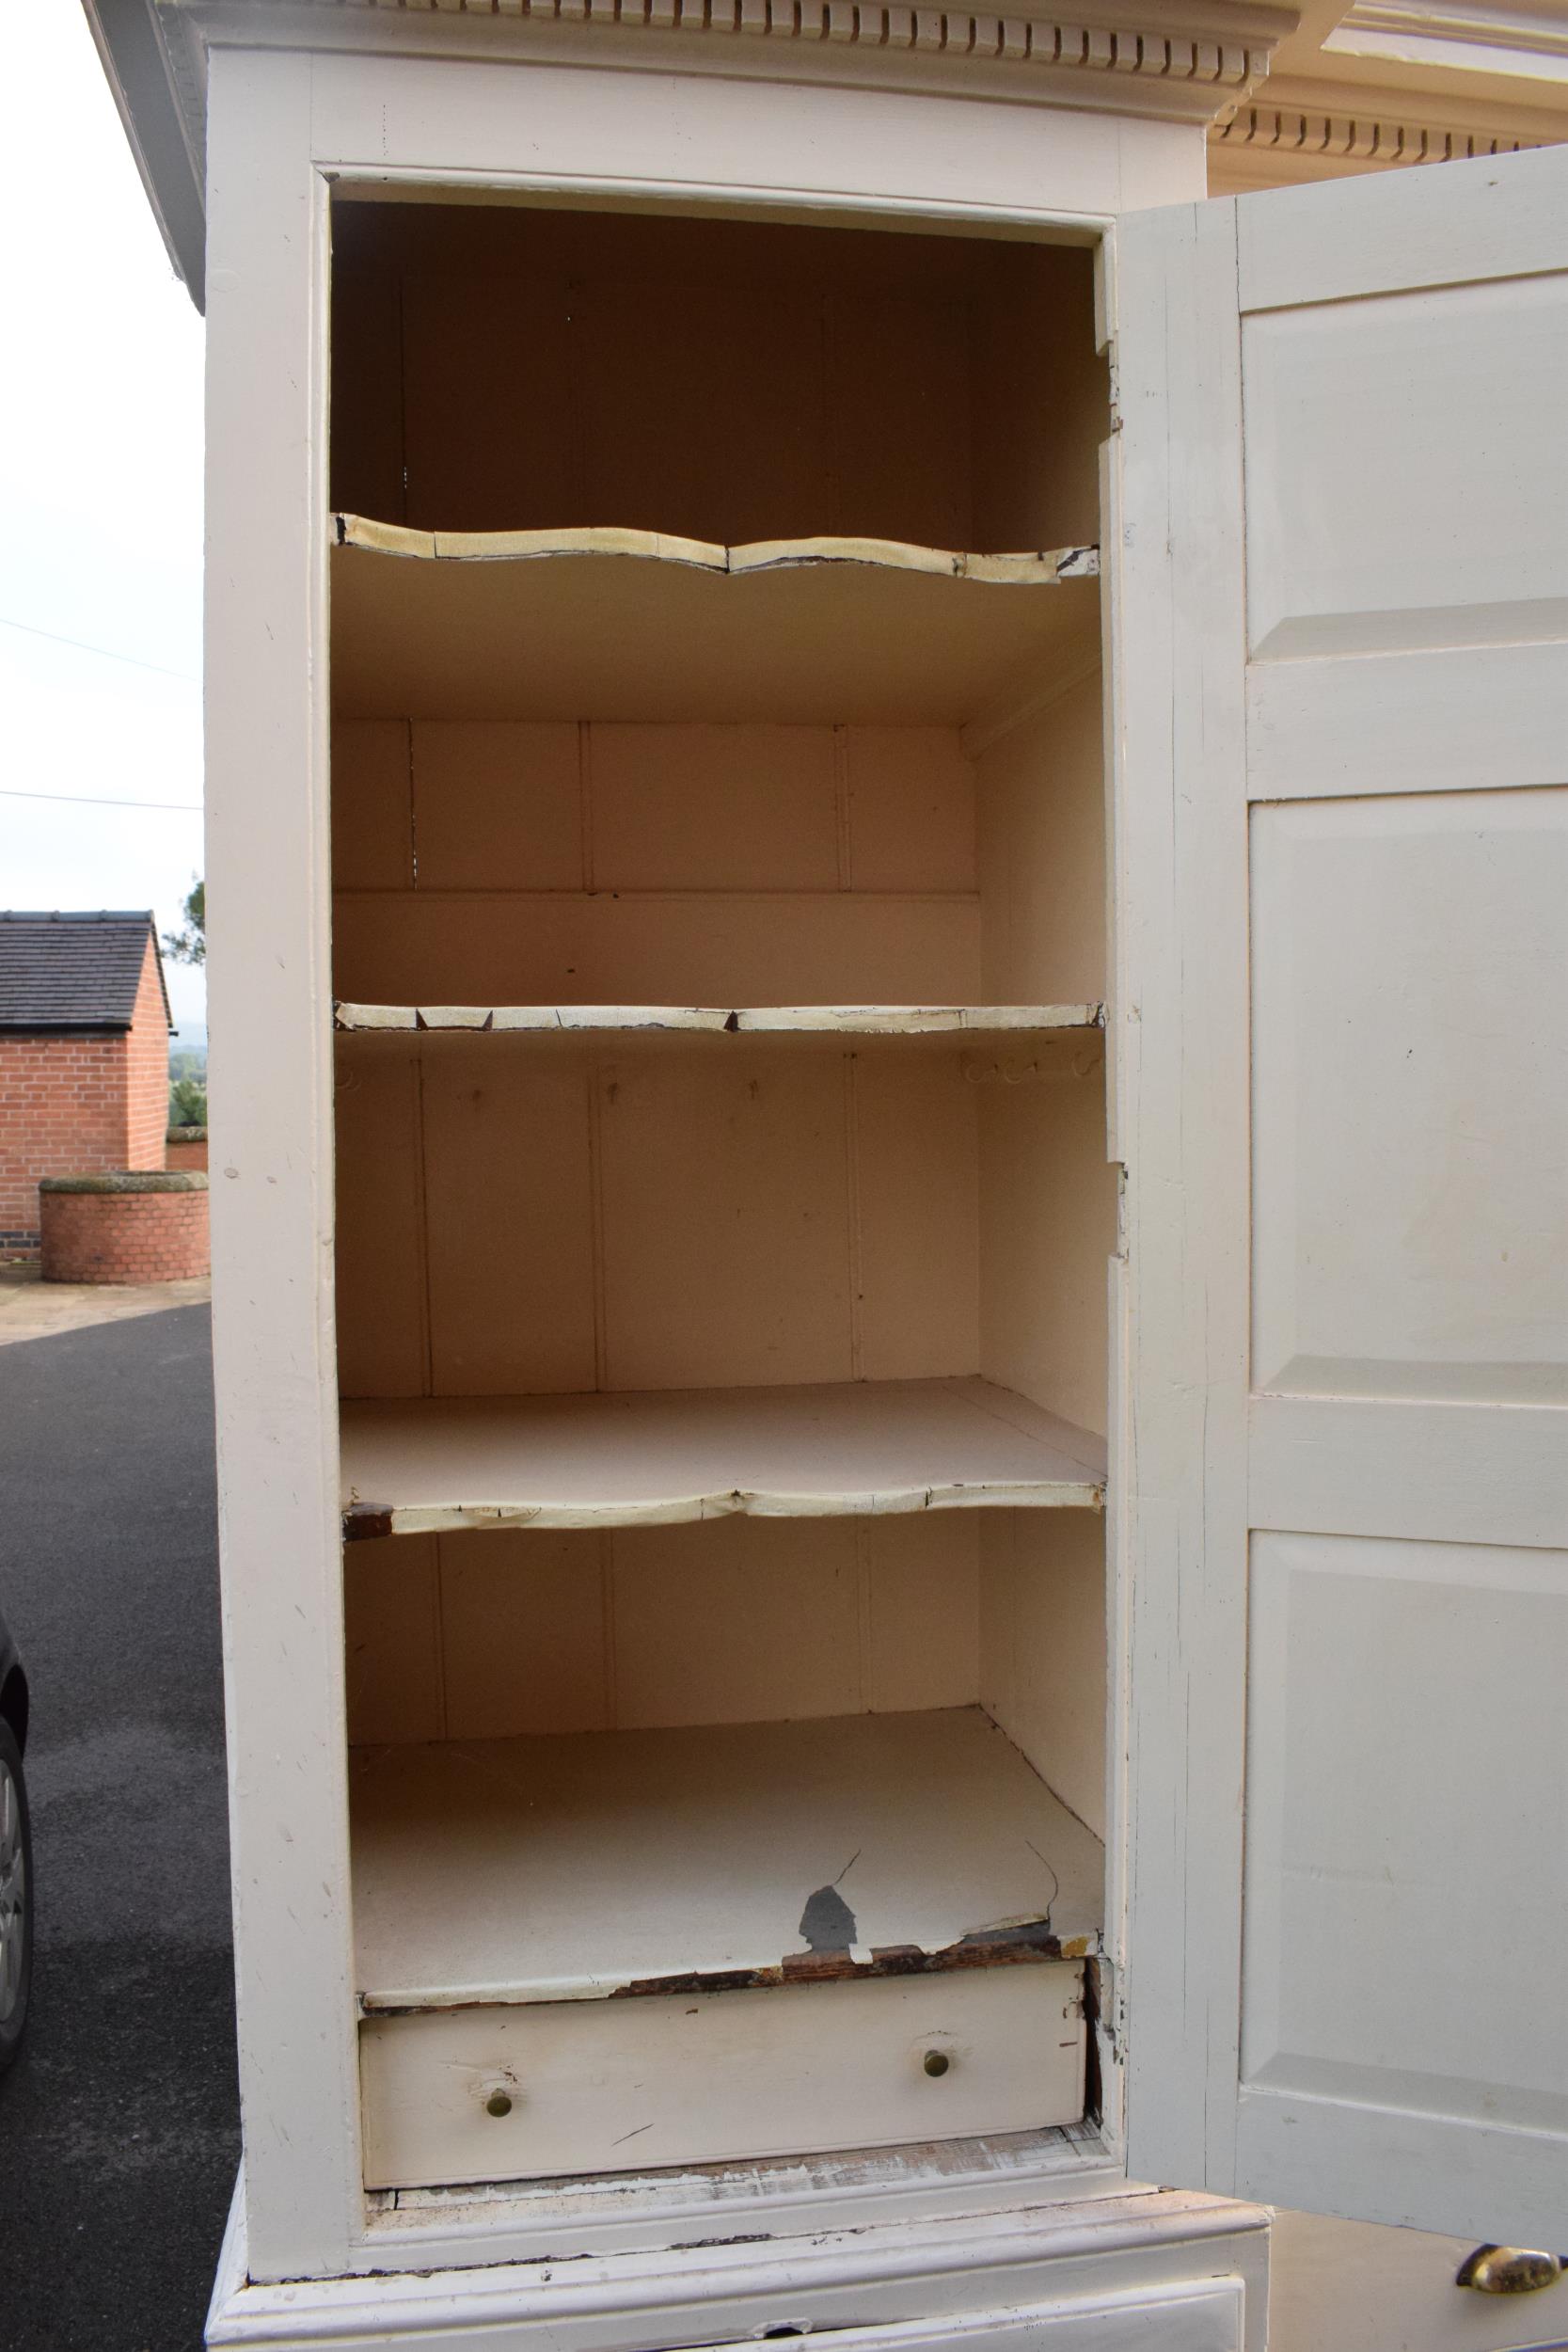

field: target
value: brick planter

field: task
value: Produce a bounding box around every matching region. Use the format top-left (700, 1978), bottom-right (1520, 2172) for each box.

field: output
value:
top-left (166, 1125), bottom-right (210, 1172)
top-left (39, 1171), bottom-right (210, 1284)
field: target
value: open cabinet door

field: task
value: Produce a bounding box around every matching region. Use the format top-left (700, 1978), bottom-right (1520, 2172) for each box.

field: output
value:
top-left (1114, 143), bottom-right (1568, 2245)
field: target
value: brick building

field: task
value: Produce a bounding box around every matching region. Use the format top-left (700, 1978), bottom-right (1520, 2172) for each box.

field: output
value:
top-left (0, 912), bottom-right (174, 1253)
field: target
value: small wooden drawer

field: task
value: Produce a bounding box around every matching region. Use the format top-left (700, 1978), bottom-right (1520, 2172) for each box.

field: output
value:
top-left (360, 1960), bottom-right (1085, 2191)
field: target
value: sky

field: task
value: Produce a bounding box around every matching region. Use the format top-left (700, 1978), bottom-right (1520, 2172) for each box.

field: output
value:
top-left (1, 4), bottom-right (207, 1041)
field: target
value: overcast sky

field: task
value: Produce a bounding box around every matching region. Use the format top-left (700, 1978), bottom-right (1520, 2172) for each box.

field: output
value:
top-left (2, 4), bottom-right (207, 1040)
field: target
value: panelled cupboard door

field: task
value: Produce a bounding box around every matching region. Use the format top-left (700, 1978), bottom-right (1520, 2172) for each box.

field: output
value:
top-left (1116, 144), bottom-right (1568, 2246)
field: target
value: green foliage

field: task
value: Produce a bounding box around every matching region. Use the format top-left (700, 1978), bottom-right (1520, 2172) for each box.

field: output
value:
top-left (169, 1073), bottom-right (208, 1128)
top-left (164, 877), bottom-right (206, 967)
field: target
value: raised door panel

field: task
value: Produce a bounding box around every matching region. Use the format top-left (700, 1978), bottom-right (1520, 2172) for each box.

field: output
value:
top-left (1249, 790), bottom-right (1568, 1406)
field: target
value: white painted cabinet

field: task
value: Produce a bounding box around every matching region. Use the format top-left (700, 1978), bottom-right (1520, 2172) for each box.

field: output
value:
top-left (84, 6), bottom-right (1566, 2341)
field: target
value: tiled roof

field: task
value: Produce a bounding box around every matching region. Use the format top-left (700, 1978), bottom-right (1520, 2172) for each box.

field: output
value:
top-left (0, 912), bottom-right (173, 1033)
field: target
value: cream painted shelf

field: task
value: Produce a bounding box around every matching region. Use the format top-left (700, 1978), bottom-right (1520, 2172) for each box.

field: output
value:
top-left (351, 1705), bottom-right (1104, 2010)
top-left (334, 1000), bottom-right (1105, 1046)
top-left (330, 518), bottom-right (1101, 727)
top-left (340, 1376), bottom-right (1107, 1537)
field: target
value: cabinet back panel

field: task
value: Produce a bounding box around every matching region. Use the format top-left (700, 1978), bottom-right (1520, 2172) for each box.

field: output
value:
top-left (330, 202), bottom-right (1103, 552)
top-left (335, 1043), bottom-right (983, 1397)
top-left (333, 890), bottom-right (982, 1009)
top-left (342, 1515), bottom-right (983, 1743)
top-left (331, 718), bottom-right (987, 1007)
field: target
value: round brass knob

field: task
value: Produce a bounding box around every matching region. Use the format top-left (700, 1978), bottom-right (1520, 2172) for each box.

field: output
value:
top-left (923, 2049), bottom-right (951, 2077)
top-left (484, 2090), bottom-right (514, 2118)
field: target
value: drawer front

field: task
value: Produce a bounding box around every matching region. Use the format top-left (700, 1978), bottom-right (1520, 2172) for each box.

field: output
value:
top-left (361, 1961), bottom-right (1085, 2190)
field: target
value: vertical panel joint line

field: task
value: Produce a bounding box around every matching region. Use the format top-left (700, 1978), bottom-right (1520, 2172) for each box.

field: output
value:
top-left (600, 1528), bottom-right (618, 1730)
top-left (587, 1061), bottom-right (610, 1391)
top-left (413, 1052), bottom-right (435, 1397)
top-left (844, 1051), bottom-right (865, 1380)
top-left (854, 1519), bottom-right (875, 1713)
top-left (578, 719), bottom-right (595, 893)
top-left (833, 723), bottom-right (854, 891)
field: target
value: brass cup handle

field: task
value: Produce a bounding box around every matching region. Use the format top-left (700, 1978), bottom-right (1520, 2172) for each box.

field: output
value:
top-left (1457, 2247), bottom-right (1564, 2296)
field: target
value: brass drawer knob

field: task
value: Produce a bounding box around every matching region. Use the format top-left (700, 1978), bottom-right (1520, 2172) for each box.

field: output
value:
top-left (484, 2090), bottom-right (514, 2118)
top-left (1457, 2248), bottom-right (1563, 2296)
top-left (923, 2049), bottom-right (951, 2077)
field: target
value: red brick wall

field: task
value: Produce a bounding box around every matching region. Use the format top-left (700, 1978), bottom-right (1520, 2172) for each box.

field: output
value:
top-left (40, 1185), bottom-right (209, 1284)
top-left (166, 1132), bottom-right (209, 1172)
top-left (125, 943), bottom-right (170, 1175)
top-left (0, 937), bottom-right (170, 1248)
top-left (0, 1033), bottom-right (128, 1246)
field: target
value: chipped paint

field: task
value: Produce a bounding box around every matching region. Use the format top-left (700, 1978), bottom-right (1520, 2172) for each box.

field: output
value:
top-left (334, 1001), bottom-right (1106, 1040)
top-left (362, 1926), bottom-right (1085, 2019)
top-left (343, 1484), bottom-right (1104, 1541)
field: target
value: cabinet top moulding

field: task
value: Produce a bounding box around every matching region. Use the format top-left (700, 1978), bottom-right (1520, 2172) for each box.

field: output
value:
top-left (330, 519), bottom-right (1102, 728)
top-left (340, 1375), bottom-right (1107, 1538)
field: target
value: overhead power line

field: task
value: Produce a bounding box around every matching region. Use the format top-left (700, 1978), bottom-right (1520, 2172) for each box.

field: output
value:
top-left (0, 787), bottom-right (202, 814)
top-left (0, 613), bottom-right (200, 685)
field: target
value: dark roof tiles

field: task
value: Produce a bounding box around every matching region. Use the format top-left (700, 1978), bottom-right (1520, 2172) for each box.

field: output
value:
top-left (0, 912), bottom-right (173, 1033)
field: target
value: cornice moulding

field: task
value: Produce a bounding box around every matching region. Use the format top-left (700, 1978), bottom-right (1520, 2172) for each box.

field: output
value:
top-left (161, 0), bottom-right (1298, 144)
top-left (1327, 2), bottom-right (1568, 84)
top-left (101, 0), bottom-right (1299, 305)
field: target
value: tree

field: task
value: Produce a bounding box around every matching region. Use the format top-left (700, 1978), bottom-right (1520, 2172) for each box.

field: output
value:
top-left (164, 877), bottom-right (205, 966)
top-left (169, 1072), bottom-right (208, 1128)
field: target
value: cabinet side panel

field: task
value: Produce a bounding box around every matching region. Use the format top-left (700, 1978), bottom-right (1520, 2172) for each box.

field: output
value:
top-left (978, 1073), bottom-right (1114, 1439)
top-left (979, 1510), bottom-right (1107, 1844)
top-left (976, 675), bottom-right (1105, 1007)
top-left (205, 47), bottom-right (361, 2280)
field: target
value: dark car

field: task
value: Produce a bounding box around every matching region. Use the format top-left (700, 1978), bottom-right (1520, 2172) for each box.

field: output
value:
top-left (0, 1609), bottom-right (29, 2072)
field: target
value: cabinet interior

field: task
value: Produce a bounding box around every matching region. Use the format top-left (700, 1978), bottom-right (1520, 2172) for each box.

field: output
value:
top-left (329, 195), bottom-right (1116, 2191)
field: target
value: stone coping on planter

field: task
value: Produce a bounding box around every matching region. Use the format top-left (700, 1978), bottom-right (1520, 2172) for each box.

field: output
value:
top-left (167, 1124), bottom-right (209, 1144)
top-left (40, 1170), bottom-right (209, 1195)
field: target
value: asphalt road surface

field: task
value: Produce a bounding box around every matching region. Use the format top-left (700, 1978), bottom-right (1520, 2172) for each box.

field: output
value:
top-left (0, 1304), bottom-right (235, 2351)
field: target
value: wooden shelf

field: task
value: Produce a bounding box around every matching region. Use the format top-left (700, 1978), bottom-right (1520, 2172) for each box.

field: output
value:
top-left (340, 1376), bottom-right (1107, 1537)
top-left (351, 1706), bottom-right (1103, 2010)
top-left (330, 519), bottom-right (1101, 727)
top-left (334, 1001), bottom-right (1104, 1046)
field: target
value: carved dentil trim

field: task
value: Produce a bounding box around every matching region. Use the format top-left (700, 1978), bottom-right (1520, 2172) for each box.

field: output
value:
top-left (1210, 103), bottom-right (1538, 166)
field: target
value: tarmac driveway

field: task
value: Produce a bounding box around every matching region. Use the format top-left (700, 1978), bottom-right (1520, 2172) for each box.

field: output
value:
top-left (0, 1304), bottom-right (235, 2351)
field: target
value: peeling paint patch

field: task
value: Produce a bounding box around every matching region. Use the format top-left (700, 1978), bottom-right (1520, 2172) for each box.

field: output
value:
top-left (799, 1882), bottom-right (858, 1953)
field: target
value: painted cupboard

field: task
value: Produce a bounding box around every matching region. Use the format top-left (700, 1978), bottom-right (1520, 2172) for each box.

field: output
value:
top-left (84, 3), bottom-right (1568, 2344)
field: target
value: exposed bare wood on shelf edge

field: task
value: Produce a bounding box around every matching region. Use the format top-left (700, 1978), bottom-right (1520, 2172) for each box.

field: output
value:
top-left (335, 515), bottom-right (1101, 588)
top-left (361, 1921), bottom-right (1094, 2016)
